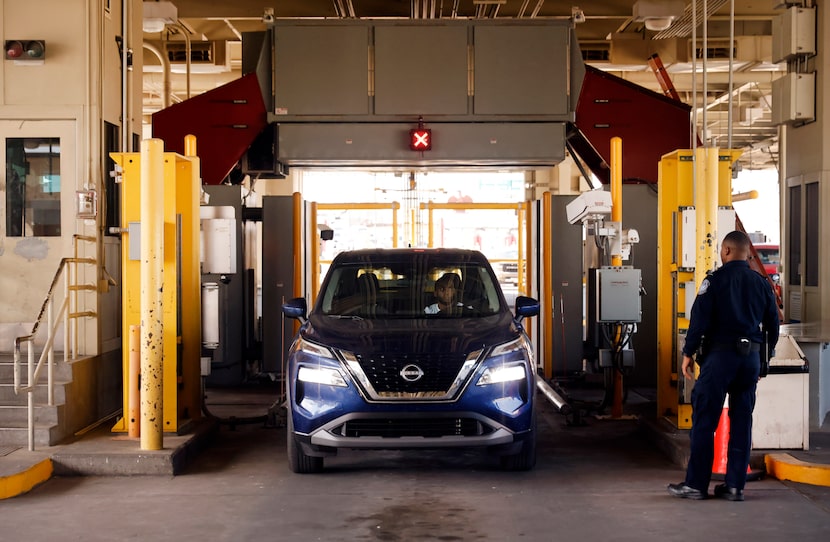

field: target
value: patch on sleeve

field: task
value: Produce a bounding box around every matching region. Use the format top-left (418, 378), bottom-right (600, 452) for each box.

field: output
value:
top-left (697, 278), bottom-right (710, 296)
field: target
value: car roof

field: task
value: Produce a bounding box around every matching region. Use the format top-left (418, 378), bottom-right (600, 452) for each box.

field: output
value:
top-left (331, 247), bottom-right (489, 263)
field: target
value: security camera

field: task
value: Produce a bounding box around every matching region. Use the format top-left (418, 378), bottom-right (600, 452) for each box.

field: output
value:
top-left (262, 8), bottom-right (275, 24)
top-left (318, 224), bottom-right (334, 241)
top-left (566, 190), bottom-right (613, 225)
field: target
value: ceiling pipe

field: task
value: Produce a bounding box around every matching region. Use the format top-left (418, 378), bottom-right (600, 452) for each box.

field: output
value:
top-left (168, 24), bottom-right (191, 100)
top-left (143, 41), bottom-right (171, 109)
top-left (728, 0), bottom-right (734, 149)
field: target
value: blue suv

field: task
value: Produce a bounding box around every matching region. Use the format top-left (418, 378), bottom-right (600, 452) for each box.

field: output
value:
top-left (282, 248), bottom-right (540, 473)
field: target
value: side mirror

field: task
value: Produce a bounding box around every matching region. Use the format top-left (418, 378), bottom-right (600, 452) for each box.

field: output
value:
top-left (514, 296), bottom-right (540, 320)
top-left (282, 297), bottom-right (308, 320)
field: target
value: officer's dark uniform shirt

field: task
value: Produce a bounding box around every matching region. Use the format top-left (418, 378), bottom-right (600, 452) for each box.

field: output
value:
top-left (682, 259), bottom-right (780, 358)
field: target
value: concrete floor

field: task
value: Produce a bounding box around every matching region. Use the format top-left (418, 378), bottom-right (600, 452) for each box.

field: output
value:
top-left (1, 386), bottom-right (829, 541)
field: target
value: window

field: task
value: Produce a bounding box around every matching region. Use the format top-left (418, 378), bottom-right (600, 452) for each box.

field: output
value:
top-left (5, 137), bottom-right (61, 236)
top-left (805, 182), bottom-right (819, 287)
top-left (787, 185), bottom-right (801, 286)
top-left (104, 122), bottom-right (121, 235)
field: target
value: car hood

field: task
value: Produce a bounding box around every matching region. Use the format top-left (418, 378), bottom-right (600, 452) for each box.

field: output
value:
top-left (302, 312), bottom-right (519, 357)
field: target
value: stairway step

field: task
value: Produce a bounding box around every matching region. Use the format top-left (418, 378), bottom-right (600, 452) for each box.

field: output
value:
top-left (0, 425), bottom-right (60, 447)
top-left (0, 360), bottom-right (74, 382)
top-left (0, 383), bottom-right (67, 404)
top-left (0, 404), bottom-right (62, 425)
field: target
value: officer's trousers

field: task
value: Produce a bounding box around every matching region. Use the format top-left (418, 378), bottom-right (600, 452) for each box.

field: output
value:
top-left (685, 348), bottom-right (760, 492)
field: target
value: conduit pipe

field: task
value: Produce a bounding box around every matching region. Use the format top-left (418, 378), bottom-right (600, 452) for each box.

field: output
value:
top-left (143, 41), bottom-right (171, 109)
top-left (537, 378), bottom-right (572, 416)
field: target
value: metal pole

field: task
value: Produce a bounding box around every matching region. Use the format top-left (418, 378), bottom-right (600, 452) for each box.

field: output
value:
top-left (293, 192), bottom-right (303, 301)
top-left (392, 204), bottom-right (399, 248)
top-left (310, 201), bottom-right (319, 302)
top-left (542, 191), bottom-right (553, 380)
top-left (140, 138), bottom-right (165, 451)
top-left (47, 299), bottom-right (53, 406)
top-left (28, 343), bottom-right (34, 451)
top-left (129, 324), bottom-right (141, 438)
top-left (705, 147), bottom-right (720, 271)
top-left (610, 136), bottom-right (624, 418)
top-left (610, 136), bottom-right (623, 268)
top-left (64, 270), bottom-right (69, 363)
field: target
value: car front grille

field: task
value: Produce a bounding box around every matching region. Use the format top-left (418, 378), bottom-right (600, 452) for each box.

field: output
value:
top-left (353, 353), bottom-right (468, 395)
top-left (336, 417), bottom-right (493, 438)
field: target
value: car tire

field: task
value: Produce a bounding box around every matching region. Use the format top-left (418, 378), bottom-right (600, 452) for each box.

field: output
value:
top-left (499, 414), bottom-right (537, 471)
top-left (287, 405), bottom-right (324, 474)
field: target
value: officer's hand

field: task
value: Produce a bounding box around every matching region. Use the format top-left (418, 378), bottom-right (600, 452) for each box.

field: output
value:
top-left (681, 354), bottom-right (695, 380)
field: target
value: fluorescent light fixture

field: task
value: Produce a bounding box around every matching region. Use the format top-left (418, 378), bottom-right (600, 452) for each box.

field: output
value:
top-left (633, 0), bottom-right (685, 32)
top-left (143, 1), bottom-right (177, 33)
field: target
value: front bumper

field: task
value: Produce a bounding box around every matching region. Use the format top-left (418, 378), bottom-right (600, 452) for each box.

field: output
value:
top-left (306, 410), bottom-right (520, 449)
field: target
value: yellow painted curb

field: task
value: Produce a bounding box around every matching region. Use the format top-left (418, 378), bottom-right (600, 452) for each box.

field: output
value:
top-left (765, 453), bottom-right (830, 487)
top-left (0, 458), bottom-right (53, 500)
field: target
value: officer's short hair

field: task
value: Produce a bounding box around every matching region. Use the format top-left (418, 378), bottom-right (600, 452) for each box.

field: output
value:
top-left (723, 230), bottom-right (750, 251)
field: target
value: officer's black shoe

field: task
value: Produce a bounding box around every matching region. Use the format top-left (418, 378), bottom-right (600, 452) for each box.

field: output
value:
top-left (714, 483), bottom-right (744, 502)
top-left (667, 483), bottom-right (707, 500)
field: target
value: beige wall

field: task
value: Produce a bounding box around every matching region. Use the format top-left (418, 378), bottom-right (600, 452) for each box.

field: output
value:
top-left (0, 0), bottom-right (143, 354)
top-left (781, 7), bottom-right (829, 324)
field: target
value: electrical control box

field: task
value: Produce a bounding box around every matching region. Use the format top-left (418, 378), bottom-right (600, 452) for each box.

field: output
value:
top-left (772, 6), bottom-right (815, 63)
top-left (595, 266), bottom-right (641, 323)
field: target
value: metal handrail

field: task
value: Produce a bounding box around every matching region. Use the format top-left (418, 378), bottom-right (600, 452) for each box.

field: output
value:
top-left (13, 235), bottom-right (98, 451)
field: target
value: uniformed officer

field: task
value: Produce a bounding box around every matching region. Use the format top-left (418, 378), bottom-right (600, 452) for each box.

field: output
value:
top-left (668, 230), bottom-right (780, 501)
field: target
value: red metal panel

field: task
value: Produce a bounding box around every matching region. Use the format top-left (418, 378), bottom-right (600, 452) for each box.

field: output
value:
top-left (574, 65), bottom-right (693, 185)
top-left (152, 72), bottom-right (268, 185)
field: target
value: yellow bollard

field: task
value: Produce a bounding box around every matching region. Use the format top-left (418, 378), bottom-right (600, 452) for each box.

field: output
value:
top-left (184, 134), bottom-right (197, 157)
top-left (140, 139), bottom-right (165, 451)
top-left (610, 136), bottom-right (623, 268)
top-left (128, 325), bottom-right (140, 438)
top-left (609, 136), bottom-right (624, 418)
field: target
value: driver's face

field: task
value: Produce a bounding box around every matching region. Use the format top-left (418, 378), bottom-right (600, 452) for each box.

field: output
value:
top-left (436, 284), bottom-right (455, 304)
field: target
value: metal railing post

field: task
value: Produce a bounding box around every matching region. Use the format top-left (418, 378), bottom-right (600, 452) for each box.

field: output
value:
top-left (28, 342), bottom-right (34, 451)
top-left (47, 298), bottom-right (54, 406)
top-left (13, 235), bottom-right (99, 451)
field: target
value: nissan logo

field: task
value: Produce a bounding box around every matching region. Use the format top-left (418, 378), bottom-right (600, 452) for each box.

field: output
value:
top-left (399, 364), bottom-right (424, 382)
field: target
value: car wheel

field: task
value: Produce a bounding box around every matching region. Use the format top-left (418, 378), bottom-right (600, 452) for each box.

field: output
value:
top-left (286, 406), bottom-right (324, 474)
top-left (499, 414), bottom-right (537, 471)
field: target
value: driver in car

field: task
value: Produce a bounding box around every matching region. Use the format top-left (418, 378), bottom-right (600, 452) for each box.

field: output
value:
top-left (424, 273), bottom-right (465, 315)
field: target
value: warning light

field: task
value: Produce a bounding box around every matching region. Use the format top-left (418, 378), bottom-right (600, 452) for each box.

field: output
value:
top-left (4, 41), bottom-right (24, 59)
top-left (409, 117), bottom-right (432, 151)
top-left (409, 116), bottom-right (432, 151)
top-left (4, 40), bottom-right (46, 61)
top-left (409, 128), bottom-right (431, 151)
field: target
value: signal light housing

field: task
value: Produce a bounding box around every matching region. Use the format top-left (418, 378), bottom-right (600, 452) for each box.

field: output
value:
top-left (409, 128), bottom-right (432, 151)
top-left (409, 116), bottom-right (432, 152)
top-left (4, 40), bottom-right (46, 61)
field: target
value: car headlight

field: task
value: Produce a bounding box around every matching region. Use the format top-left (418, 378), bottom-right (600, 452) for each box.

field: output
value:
top-left (487, 335), bottom-right (534, 366)
top-left (477, 363), bottom-right (526, 386)
top-left (298, 366), bottom-right (348, 387)
top-left (293, 336), bottom-right (335, 359)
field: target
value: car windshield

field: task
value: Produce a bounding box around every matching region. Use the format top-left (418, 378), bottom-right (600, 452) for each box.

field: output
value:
top-left (317, 252), bottom-right (504, 319)
top-left (757, 247), bottom-right (780, 265)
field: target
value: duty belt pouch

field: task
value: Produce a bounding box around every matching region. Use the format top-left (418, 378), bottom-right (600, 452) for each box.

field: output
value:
top-left (736, 337), bottom-right (751, 356)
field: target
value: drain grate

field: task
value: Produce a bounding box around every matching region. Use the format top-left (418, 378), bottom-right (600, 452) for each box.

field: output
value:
top-left (0, 445), bottom-right (21, 457)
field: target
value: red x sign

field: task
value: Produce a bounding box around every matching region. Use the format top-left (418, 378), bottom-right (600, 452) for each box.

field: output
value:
top-left (409, 128), bottom-right (432, 151)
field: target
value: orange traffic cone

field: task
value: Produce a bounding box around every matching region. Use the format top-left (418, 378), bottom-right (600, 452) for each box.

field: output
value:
top-left (712, 404), bottom-right (762, 481)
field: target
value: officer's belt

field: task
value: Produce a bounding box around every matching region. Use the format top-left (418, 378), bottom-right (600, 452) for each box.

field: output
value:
top-left (709, 342), bottom-right (761, 352)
